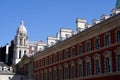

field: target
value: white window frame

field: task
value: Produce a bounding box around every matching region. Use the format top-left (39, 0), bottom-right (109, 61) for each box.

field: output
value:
top-left (103, 51), bottom-right (112, 73)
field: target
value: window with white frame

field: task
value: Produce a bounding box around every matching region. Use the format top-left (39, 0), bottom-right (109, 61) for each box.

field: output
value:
top-left (95, 60), bottom-right (100, 74)
top-left (104, 33), bottom-right (111, 47)
top-left (86, 62), bottom-right (91, 76)
top-left (45, 58), bottom-right (48, 65)
top-left (37, 71), bottom-right (39, 80)
top-left (54, 54), bottom-right (57, 63)
top-left (41, 71), bottom-right (44, 80)
top-left (53, 69), bottom-right (57, 80)
top-left (64, 50), bottom-right (69, 59)
top-left (86, 41), bottom-right (91, 52)
top-left (116, 30), bottom-right (120, 43)
top-left (104, 51), bottom-right (112, 73)
top-left (93, 54), bottom-right (101, 75)
top-left (49, 70), bottom-right (52, 80)
top-left (71, 47), bottom-right (75, 57)
top-left (64, 67), bottom-right (69, 79)
top-left (39, 71), bottom-right (41, 80)
top-left (71, 66), bottom-right (75, 78)
top-left (117, 55), bottom-right (120, 71)
top-left (58, 68), bottom-right (62, 80)
top-left (19, 50), bottom-right (21, 59)
top-left (59, 52), bottom-right (63, 61)
top-left (49, 56), bottom-right (52, 64)
top-left (78, 45), bottom-right (83, 55)
top-left (78, 64), bottom-right (83, 77)
top-left (105, 57), bottom-right (111, 73)
top-left (95, 38), bottom-right (100, 49)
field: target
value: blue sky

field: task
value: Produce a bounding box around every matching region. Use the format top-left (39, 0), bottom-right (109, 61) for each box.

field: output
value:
top-left (0, 0), bottom-right (116, 46)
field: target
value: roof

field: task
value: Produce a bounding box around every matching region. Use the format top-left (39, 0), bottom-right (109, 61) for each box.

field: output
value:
top-left (0, 62), bottom-right (8, 67)
top-left (17, 20), bottom-right (27, 34)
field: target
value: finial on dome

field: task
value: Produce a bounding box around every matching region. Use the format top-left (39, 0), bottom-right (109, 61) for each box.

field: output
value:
top-left (20, 20), bottom-right (24, 25)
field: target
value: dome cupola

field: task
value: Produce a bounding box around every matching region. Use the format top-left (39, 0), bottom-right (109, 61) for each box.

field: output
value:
top-left (17, 20), bottom-right (27, 35)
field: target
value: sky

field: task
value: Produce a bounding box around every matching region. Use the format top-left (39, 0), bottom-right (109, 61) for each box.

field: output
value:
top-left (0, 0), bottom-right (116, 46)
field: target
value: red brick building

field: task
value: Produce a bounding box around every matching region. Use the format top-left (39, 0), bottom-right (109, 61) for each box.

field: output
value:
top-left (33, 6), bottom-right (120, 80)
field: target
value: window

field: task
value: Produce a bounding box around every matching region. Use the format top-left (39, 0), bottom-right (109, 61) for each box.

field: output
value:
top-left (117, 30), bottom-right (120, 43)
top-left (64, 67), bottom-right (69, 79)
top-left (95, 60), bottom-right (100, 74)
top-left (105, 57), bottom-right (111, 73)
top-left (24, 39), bottom-right (26, 45)
top-left (64, 50), bottom-right (69, 59)
top-left (41, 72), bottom-right (44, 80)
top-left (78, 64), bottom-right (83, 77)
top-left (71, 47), bottom-right (75, 57)
top-left (59, 52), bottom-right (63, 61)
top-left (45, 71), bottom-right (48, 80)
top-left (86, 62), bottom-right (91, 76)
top-left (104, 34), bottom-right (111, 47)
top-left (53, 70), bottom-right (57, 80)
top-left (58, 69), bottom-right (62, 80)
top-left (20, 39), bottom-right (22, 45)
top-left (71, 66), bottom-right (75, 78)
top-left (49, 56), bottom-right (52, 64)
top-left (95, 38), bottom-right (100, 49)
top-left (86, 41), bottom-right (91, 52)
top-left (24, 50), bottom-right (26, 54)
top-left (19, 50), bottom-right (21, 59)
top-left (117, 55), bottom-right (120, 71)
top-left (54, 54), bottom-right (57, 63)
top-left (78, 45), bottom-right (82, 55)
top-left (45, 59), bottom-right (48, 65)
top-left (49, 71), bottom-right (52, 80)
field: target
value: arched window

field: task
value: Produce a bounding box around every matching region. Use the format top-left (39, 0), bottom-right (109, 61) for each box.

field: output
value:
top-left (93, 54), bottom-right (101, 75)
top-left (78, 44), bottom-right (83, 55)
top-left (103, 51), bottom-right (112, 73)
top-left (64, 63), bottom-right (69, 79)
top-left (71, 47), bottom-right (75, 57)
top-left (19, 50), bottom-right (21, 59)
top-left (85, 56), bottom-right (91, 76)
top-left (77, 59), bottom-right (83, 77)
top-left (58, 65), bottom-right (63, 80)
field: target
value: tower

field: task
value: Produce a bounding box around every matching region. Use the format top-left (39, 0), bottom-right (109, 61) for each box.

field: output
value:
top-left (116, 0), bottom-right (120, 9)
top-left (13, 20), bottom-right (29, 64)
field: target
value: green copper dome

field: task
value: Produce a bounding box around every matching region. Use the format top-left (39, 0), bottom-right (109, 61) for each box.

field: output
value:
top-left (116, 0), bottom-right (120, 8)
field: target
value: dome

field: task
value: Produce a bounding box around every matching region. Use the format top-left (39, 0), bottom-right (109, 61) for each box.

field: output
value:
top-left (116, 0), bottom-right (120, 9)
top-left (17, 20), bottom-right (27, 34)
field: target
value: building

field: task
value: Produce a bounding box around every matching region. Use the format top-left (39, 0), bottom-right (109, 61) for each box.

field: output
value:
top-left (12, 20), bottom-right (47, 64)
top-left (32, 1), bottom-right (120, 80)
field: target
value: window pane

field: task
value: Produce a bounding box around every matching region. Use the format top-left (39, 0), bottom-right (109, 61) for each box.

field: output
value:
top-left (95, 38), bottom-right (100, 49)
top-left (105, 57), bottom-right (111, 73)
top-left (95, 60), bottom-right (100, 74)
top-left (78, 45), bottom-right (82, 55)
top-left (117, 31), bottom-right (120, 43)
top-left (117, 55), bottom-right (120, 71)
top-left (71, 48), bottom-right (75, 57)
top-left (104, 34), bottom-right (110, 47)
top-left (86, 42), bottom-right (91, 52)
top-left (78, 64), bottom-right (82, 77)
top-left (71, 66), bottom-right (75, 78)
top-left (86, 62), bottom-right (91, 76)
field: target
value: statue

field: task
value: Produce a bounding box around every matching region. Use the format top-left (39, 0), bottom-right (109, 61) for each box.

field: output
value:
top-left (116, 0), bottom-right (120, 9)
